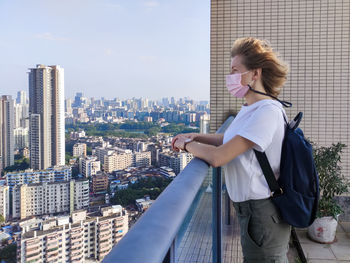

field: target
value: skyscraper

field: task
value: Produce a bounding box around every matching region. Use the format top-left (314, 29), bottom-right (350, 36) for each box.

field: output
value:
top-left (0, 95), bottom-right (14, 171)
top-left (28, 64), bottom-right (65, 170)
top-left (16, 90), bottom-right (27, 105)
top-left (210, 0), bottom-right (350, 178)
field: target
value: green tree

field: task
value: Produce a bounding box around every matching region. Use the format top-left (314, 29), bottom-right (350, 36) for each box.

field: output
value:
top-left (0, 244), bottom-right (17, 263)
top-left (111, 177), bottom-right (172, 206)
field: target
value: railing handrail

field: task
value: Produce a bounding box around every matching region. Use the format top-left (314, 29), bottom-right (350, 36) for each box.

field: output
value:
top-left (102, 116), bottom-right (235, 263)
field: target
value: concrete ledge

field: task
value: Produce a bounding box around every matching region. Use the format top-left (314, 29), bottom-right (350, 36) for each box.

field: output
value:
top-left (294, 221), bottom-right (350, 263)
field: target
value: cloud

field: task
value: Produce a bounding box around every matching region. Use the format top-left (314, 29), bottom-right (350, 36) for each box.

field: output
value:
top-left (143, 1), bottom-right (159, 8)
top-left (104, 48), bottom-right (114, 56)
top-left (35, 32), bottom-right (69, 41)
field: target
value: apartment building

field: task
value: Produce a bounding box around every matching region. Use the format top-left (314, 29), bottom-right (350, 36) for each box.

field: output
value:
top-left (73, 143), bottom-right (87, 157)
top-left (104, 152), bottom-right (133, 173)
top-left (28, 65), bottom-right (65, 170)
top-left (159, 152), bottom-right (194, 175)
top-left (95, 147), bottom-right (119, 165)
top-left (133, 151), bottom-right (151, 167)
top-left (79, 156), bottom-right (100, 178)
top-left (12, 179), bottom-right (89, 219)
top-left (92, 173), bottom-right (109, 194)
top-left (5, 166), bottom-right (72, 191)
top-left (104, 151), bottom-right (152, 173)
top-left (0, 185), bottom-right (9, 221)
top-left (17, 205), bottom-right (128, 262)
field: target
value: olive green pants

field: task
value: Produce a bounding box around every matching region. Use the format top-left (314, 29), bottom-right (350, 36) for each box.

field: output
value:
top-left (233, 198), bottom-right (291, 263)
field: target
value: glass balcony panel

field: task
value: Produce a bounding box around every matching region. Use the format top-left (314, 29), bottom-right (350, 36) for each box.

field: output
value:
top-left (175, 171), bottom-right (213, 263)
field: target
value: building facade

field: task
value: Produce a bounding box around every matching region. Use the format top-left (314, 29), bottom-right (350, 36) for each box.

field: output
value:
top-left (5, 166), bottom-right (72, 192)
top-left (17, 205), bottom-right (128, 262)
top-left (79, 156), bottom-right (100, 177)
top-left (210, 0), bottom-right (350, 178)
top-left (29, 64), bottom-right (65, 170)
top-left (73, 143), bottom-right (87, 157)
top-left (92, 173), bottom-right (109, 194)
top-left (0, 185), bottom-right (9, 221)
top-left (159, 152), bottom-right (193, 175)
top-left (104, 152), bottom-right (133, 173)
top-left (133, 151), bottom-right (151, 167)
top-left (12, 179), bottom-right (89, 219)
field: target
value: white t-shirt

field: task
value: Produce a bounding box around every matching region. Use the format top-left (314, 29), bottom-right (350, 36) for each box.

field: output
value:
top-left (222, 99), bottom-right (286, 202)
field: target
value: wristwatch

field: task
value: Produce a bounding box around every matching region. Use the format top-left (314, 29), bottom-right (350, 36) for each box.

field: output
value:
top-left (183, 138), bottom-right (193, 152)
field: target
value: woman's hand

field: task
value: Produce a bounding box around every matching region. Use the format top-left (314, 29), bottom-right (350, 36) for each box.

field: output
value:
top-left (173, 136), bottom-right (189, 152)
top-left (171, 133), bottom-right (198, 152)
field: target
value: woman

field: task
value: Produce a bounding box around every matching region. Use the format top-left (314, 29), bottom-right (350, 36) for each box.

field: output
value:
top-left (172, 37), bottom-right (291, 263)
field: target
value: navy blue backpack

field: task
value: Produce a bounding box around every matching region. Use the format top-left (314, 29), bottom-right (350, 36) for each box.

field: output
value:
top-left (254, 112), bottom-right (320, 228)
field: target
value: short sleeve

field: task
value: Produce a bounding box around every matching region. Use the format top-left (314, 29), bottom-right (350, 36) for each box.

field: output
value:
top-left (237, 105), bottom-right (281, 152)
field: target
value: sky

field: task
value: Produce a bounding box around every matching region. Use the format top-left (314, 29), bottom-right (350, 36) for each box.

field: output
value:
top-left (0, 0), bottom-right (210, 101)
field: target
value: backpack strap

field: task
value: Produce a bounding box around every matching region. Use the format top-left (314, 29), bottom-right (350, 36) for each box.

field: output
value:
top-left (254, 150), bottom-right (283, 197)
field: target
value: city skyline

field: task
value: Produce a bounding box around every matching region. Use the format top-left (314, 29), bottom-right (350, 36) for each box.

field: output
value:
top-left (0, 0), bottom-right (210, 101)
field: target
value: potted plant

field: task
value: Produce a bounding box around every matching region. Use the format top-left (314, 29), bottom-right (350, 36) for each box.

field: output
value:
top-left (307, 142), bottom-right (349, 243)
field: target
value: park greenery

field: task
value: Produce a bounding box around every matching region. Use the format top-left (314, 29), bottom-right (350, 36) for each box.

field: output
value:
top-left (110, 177), bottom-right (172, 207)
top-left (66, 121), bottom-right (199, 138)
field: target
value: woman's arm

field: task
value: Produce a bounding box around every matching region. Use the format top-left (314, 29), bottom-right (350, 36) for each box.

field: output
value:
top-left (194, 133), bottom-right (224, 146)
top-left (172, 133), bottom-right (224, 149)
top-left (175, 135), bottom-right (254, 167)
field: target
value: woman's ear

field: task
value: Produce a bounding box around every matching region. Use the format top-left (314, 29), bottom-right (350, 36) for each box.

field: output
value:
top-left (252, 68), bottom-right (262, 80)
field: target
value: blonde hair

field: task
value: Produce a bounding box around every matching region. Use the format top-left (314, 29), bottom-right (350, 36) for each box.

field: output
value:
top-left (231, 37), bottom-right (288, 97)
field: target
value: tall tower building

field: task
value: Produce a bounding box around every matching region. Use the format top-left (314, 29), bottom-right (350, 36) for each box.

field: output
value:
top-left (0, 95), bottom-right (15, 171)
top-left (210, 0), bottom-right (350, 178)
top-left (28, 64), bottom-right (65, 170)
top-left (16, 90), bottom-right (27, 105)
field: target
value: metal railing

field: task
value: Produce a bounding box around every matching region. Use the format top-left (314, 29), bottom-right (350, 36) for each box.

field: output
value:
top-left (102, 116), bottom-right (234, 263)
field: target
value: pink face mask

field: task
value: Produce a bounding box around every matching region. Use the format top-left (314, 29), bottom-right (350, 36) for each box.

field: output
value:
top-left (226, 71), bottom-right (250, 98)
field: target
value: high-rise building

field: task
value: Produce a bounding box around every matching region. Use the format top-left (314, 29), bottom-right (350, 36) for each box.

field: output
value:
top-left (65, 98), bottom-right (73, 116)
top-left (16, 91), bottom-right (27, 105)
top-left (0, 95), bottom-right (14, 171)
top-left (28, 64), bottom-right (65, 170)
top-left (14, 127), bottom-right (29, 149)
top-left (14, 102), bottom-right (29, 129)
top-left (210, 0), bottom-right (350, 178)
top-left (200, 114), bottom-right (210, 134)
top-left (74, 92), bottom-right (83, 107)
top-left (17, 205), bottom-right (128, 263)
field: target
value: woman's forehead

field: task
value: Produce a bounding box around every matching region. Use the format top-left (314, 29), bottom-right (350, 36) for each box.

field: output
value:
top-left (230, 55), bottom-right (244, 68)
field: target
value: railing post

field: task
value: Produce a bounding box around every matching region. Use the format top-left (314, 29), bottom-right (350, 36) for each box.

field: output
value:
top-left (225, 190), bottom-right (231, 225)
top-left (162, 235), bottom-right (176, 263)
top-left (212, 167), bottom-right (222, 263)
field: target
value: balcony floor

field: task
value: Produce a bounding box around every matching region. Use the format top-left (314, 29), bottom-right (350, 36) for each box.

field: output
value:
top-left (176, 190), bottom-right (243, 263)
